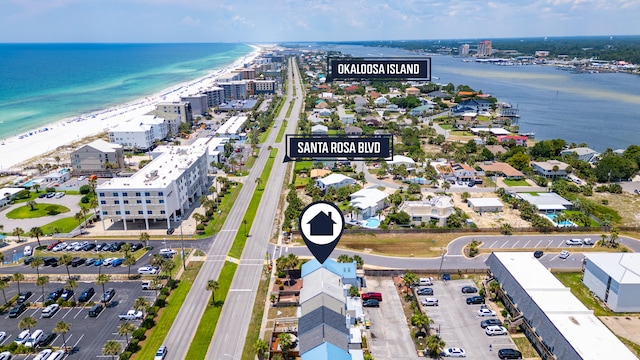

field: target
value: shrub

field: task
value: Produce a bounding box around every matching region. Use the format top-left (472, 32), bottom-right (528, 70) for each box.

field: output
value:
top-left (142, 316), bottom-right (155, 329)
top-left (279, 285), bottom-right (284, 290)
top-left (160, 287), bottom-right (170, 296)
top-left (166, 279), bottom-right (178, 289)
top-left (155, 294), bottom-right (167, 307)
top-left (196, 223), bottom-right (205, 231)
top-left (80, 195), bottom-right (91, 203)
top-left (126, 339), bottom-right (140, 353)
top-left (277, 270), bottom-right (287, 278)
top-left (147, 306), bottom-right (159, 316)
top-left (79, 185), bottom-right (91, 194)
top-left (45, 206), bottom-right (61, 215)
top-left (132, 327), bottom-right (147, 340)
top-left (119, 351), bottom-right (132, 360)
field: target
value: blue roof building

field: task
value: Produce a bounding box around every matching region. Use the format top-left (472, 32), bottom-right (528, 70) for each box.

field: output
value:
top-left (301, 259), bottom-right (358, 286)
top-left (301, 342), bottom-right (352, 360)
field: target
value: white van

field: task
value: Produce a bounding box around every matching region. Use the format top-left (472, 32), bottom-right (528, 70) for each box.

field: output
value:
top-left (15, 329), bottom-right (30, 344)
top-left (419, 278), bottom-right (432, 286)
top-left (159, 248), bottom-right (176, 258)
top-left (46, 350), bottom-right (65, 360)
top-left (24, 245), bottom-right (33, 256)
top-left (25, 329), bottom-right (43, 347)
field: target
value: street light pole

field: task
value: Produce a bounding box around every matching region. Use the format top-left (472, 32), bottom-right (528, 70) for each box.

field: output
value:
top-left (438, 250), bottom-right (446, 279)
top-left (180, 223), bottom-right (186, 271)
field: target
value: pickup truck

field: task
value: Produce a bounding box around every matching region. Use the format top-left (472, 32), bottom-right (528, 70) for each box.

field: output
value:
top-left (141, 281), bottom-right (163, 290)
top-left (118, 310), bottom-right (143, 320)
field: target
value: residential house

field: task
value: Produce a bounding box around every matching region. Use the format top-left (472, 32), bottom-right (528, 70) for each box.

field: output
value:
top-left (340, 115), bottom-right (355, 125)
top-left (349, 188), bottom-right (389, 220)
top-left (44, 169), bottom-right (71, 184)
top-left (345, 126), bottom-right (363, 135)
top-left (387, 155), bottom-right (416, 170)
top-left (497, 135), bottom-right (528, 146)
top-left (426, 90), bottom-right (448, 99)
top-left (399, 196), bottom-right (455, 226)
top-left (316, 101), bottom-right (330, 109)
top-left (0, 187), bottom-right (23, 207)
top-left (516, 192), bottom-right (573, 213)
top-left (315, 173), bottom-right (356, 192)
top-left (385, 104), bottom-right (399, 112)
top-left (583, 253), bottom-right (640, 312)
top-left (532, 160), bottom-right (570, 179)
top-left (318, 109), bottom-right (332, 117)
top-left (71, 139), bottom-right (125, 172)
top-left (364, 118), bottom-right (381, 127)
top-left (300, 268), bottom-right (347, 316)
top-left (485, 145), bottom-right (508, 157)
top-left (467, 198), bottom-right (504, 213)
top-left (301, 343), bottom-right (353, 360)
top-left (452, 99), bottom-right (491, 113)
top-left (409, 104), bottom-right (435, 116)
top-left (344, 85), bottom-right (359, 93)
top-left (560, 147), bottom-right (599, 163)
top-left (353, 96), bottom-right (367, 112)
top-left (406, 87), bottom-right (420, 96)
top-left (450, 163), bottom-right (476, 182)
top-left (368, 91), bottom-right (381, 99)
top-left (374, 97), bottom-right (390, 106)
top-left (301, 259), bottom-right (359, 288)
top-left (479, 161), bottom-right (524, 180)
top-left (311, 124), bottom-right (328, 135)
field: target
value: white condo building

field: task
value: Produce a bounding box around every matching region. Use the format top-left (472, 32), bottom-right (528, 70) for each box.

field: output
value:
top-left (96, 141), bottom-right (209, 230)
top-left (109, 115), bottom-right (168, 150)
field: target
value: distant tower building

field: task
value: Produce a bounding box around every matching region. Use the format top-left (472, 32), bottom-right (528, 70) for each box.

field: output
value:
top-left (459, 44), bottom-right (470, 56)
top-left (477, 40), bottom-right (492, 57)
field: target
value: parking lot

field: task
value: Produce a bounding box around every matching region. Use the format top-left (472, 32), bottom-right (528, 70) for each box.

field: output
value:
top-left (481, 236), bottom-right (595, 251)
top-left (418, 279), bottom-right (519, 359)
top-left (0, 280), bottom-right (157, 359)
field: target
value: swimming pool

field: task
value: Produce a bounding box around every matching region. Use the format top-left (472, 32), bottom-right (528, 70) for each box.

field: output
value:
top-left (21, 178), bottom-right (44, 187)
top-left (545, 213), bottom-right (575, 227)
top-left (364, 218), bottom-right (380, 228)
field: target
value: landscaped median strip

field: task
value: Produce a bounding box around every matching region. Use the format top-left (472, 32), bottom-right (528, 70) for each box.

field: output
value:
top-left (185, 148), bottom-right (278, 359)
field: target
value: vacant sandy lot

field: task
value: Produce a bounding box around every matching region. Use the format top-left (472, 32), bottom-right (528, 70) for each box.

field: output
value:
top-left (452, 192), bottom-right (530, 229)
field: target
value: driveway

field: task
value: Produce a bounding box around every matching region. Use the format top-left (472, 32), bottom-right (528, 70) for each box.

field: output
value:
top-left (0, 193), bottom-right (84, 231)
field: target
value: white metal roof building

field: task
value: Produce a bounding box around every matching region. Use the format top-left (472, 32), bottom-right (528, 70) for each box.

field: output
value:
top-left (516, 192), bottom-right (573, 213)
top-left (216, 115), bottom-right (247, 140)
top-left (486, 252), bottom-right (636, 360)
top-left (583, 253), bottom-right (640, 312)
top-left (467, 197), bottom-right (504, 213)
top-left (315, 174), bottom-right (356, 192)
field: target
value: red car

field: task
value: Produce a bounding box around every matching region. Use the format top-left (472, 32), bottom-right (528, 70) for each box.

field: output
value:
top-left (47, 240), bottom-right (63, 251)
top-left (362, 292), bottom-right (382, 301)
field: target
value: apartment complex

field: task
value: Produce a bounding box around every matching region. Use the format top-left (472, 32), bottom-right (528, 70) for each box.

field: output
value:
top-left (71, 139), bottom-right (124, 172)
top-left (154, 101), bottom-right (193, 133)
top-left (477, 40), bottom-right (492, 57)
top-left (96, 141), bottom-right (209, 230)
top-left (108, 115), bottom-right (169, 151)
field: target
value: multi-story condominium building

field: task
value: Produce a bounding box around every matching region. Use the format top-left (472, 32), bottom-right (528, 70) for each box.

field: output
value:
top-left (180, 94), bottom-right (208, 116)
top-left (203, 87), bottom-right (225, 107)
top-left (477, 40), bottom-right (492, 57)
top-left (96, 141), bottom-right (209, 231)
top-left (253, 80), bottom-right (276, 94)
top-left (109, 115), bottom-right (168, 151)
top-left (155, 101), bottom-right (193, 134)
top-left (71, 139), bottom-right (124, 172)
top-left (233, 66), bottom-right (256, 80)
top-left (218, 81), bottom-right (247, 101)
top-left (216, 72), bottom-right (242, 82)
top-left (459, 44), bottom-right (470, 55)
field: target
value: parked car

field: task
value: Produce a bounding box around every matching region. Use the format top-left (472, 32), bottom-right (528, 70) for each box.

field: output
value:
top-left (480, 318), bottom-right (503, 328)
top-left (45, 350), bottom-right (65, 360)
top-left (419, 278), bottom-right (432, 286)
top-left (9, 303), bottom-right (26, 318)
top-left (533, 250), bottom-right (544, 258)
top-left (442, 347), bottom-right (466, 357)
top-left (45, 192), bottom-right (56, 198)
top-left (15, 329), bottom-right (30, 344)
top-left (42, 304), bottom-right (60, 318)
top-left (131, 243), bottom-right (144, 251)
top-left (138, 265), bottom-right (159, 275)
top-left (93, 258), bottom-right (104, 266)
top-left (78, 287), bottom-right (95, 302)
top-left (498, 348), bottom-right (523, 359)
top-left (43, 257), bottom-right (58, 266)
top-left (461, 286), bottom-right (477, 294)
top-left (466, 296), bottom-right (485, 305)
top-left (38, 193), bottom-right (47, 198)
top-left (70, 257), bottom-right (85, 267)
top-left (102, 288), bottom-right (116, 303)
top-left (17, 291), bottom-right (33, 304)
top-left (565, 238), bottom-right (583, 246)
top-left (51, 243), bottom-right (66, 252)
top-left (154, 345), bottom-right (168, 360)
top-left (362, 292), bottom-right (382, 301)
top-left (0, 352), bottom-right (10, 360)
top-left (159, 248), bottom-right (176, 258)
top-left (111, 258), bottom-right (125, 267)
top-left (96, 243), bottom-right (108, 251)
top-left (82, 243), bottom-right (96, 251)
top-left (416, 287), bottom-right (433, 296)
top-left (88, 303), bottom-right (104, 317)
top-left (25, 329), bottom-right (43, 347)
top-left (362, 299), bottom-right (380, 307)
top-left (485, 325), bottom-right (508, 336)
top-left (23, 256), bottom-right (34, 265)
top-left (103, 257), bottom-right (115, 266)
top-left (421, 297), bottom-right (439, 306)
top-left (54, 192), bottom-right (65, 199)
top-left (34, 349), bottom-right (52, 360)
top-left (47, 240), bottom-right (63, 251)
top-left (583, 237), bottom-right (593, 245)
top-left (37, 333), bottom-right (56, 347)
top-left (85, 257), bottom-right (97, 266)
top-left (477, 308), bottom-right (497, 317)
top-left (46, 288), bottom-right (63, 302)
top-left (23, 245), bottom-right (33, 256)
top-left (0, 332), bottom-right (5, 343)
top-left (60, 289), bottom-right (74, 301)
top-left (559, 250), bottom-right (571, 259)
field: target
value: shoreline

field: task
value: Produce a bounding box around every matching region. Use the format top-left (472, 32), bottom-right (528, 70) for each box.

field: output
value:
top-left (0, 43), bottom-right (267, 172)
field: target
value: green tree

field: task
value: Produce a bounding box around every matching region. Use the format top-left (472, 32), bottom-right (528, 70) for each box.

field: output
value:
top-left (36, 276), bottom-right (49, 306)
top-left (425, 334), bottom-right (446, 357)
top-left (65, 278), bottom-right (78, 303)
top-left (139, 231), bottom-right (150, 246)
top-left (0, 280), bottom-right (8, 304)
top-left (30, 256), bottom-right (44, 278)
top-left (460, 192), bottom-right (471, 203)
top-left (411, 313), bottom-right (430, 332)
top-left (501, 223), bottom-right (513, 235)
top-left (403, 270), bottom-right (418, 287)
top-left (18, 316), bottom-right (38, 331)
top-left (96, 274), bottom-right (110, 302)
top-left (102, 339), bottom-right (121, 360)
top-left (507, 152), bottom-right (531, 170)
top-left (124, 254), bottom-right (137, 279)
top-left (278, 332), bottom-right (294, 360)
top-left (117, 321), bottom-right (135, 344)
top-left (29, 226), bottom-right (44, 247)
top-left (12, 227), bottom-right (25, 242)
top-left (207, 280), bottom-right (220, 306)
top-left (133, 297), bottom-right (150, 314)
top-left (58, 253), bottom-right (74, 279)
top-left (254, 338), bottom-right (269, 360)
top-left (27, 200), bottom-right (37, 211)
top-left (161, 258), bottom-right (176, 280)
top-left (12, 272), bottom-right (25, 294)
top-left (442, 181), bottom-right (451, 194)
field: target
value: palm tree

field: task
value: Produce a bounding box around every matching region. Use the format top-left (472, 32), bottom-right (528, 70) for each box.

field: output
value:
top-left (74, 211), bottom-right (85, 228)
top-left (425, 334), bottom-right (446, 358)
top-left (255, 177), bottom-right (263, 190)
top-left (31, 256), bottom-right (44, 278)
top-left (27, 200), bottom-right (37, 211)
top-left (411, 313), bottom-right (430, 332)
top-left (278, 332), bottom-right (293, 360)
top-left (160, 258), bottom-right (176, 280)
top-left (133, 297), bottom-right (150, 315)
top-left (96, 274), bottom-right (110, 302)
top-left (124, 255), bottom-right (136, 279)
top-left (102, 340), bottom-right (121, 360)
top-left (96, 253), bottom-right (105, 276)
top-left (12, 272), bottom-right (25, 294)
top-left (65, 278), bottom-right (78, 303)
top-left (192, 213), bottom-right (206, 227)
top-left (18, 316), bottom-right (38, 331)
top-left (254, 338), bottom-right (269, 360)
top-left (58, 253), bottom-right (74, 279)
top-left (609, 227), bottom-right (620, 248)
top-left (12, 227), bottom-right (25, 242)
top-left (36, 276), bottom-right (49, 306)
top-left (442, 181), bottom-right (451, 194)
top-left (501, 223), bottom-right (513, 235)
top-left (150, 254), bottom-right (164, 270)
top-left (206, 280), bottom-right (220, 306)
top-left (117, 322), bottom-right (135, 344)
top-left (29, 226), bottom-right (44, 247)
top-left (120, 243), bottom-right (132, 257)
top-left (33, 183), bottom-right (41, 193)
top-left (0, 280), bottom-right (8, 304)
top-left (139, 232), bottom-right (150, 246)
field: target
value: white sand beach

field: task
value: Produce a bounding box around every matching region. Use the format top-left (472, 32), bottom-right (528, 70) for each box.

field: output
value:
top-left (0, 44), bottom-right (266, 171)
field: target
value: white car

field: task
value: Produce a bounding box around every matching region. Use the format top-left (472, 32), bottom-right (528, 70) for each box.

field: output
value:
top-left (559, 250), bottom-right (571, 259)
top-left (138, 266), bottom-right (159, 275)
top-left (0, 331), bottom-right (5, 342)
top-left (0, 351), bottom-right (11, 360)
top-left (25, 329), bottom-right (43, 347)
top-left (42, 304), bottom-right (60, 318)
top-left (442, 347), bottom-right (466, 357)
top-left (23, 245), bottom-right (32, 256)
top-left (52, 243), bottom-right (67, 252)
top-left (421, 297), bottom-right (439, 306)
top-left (34, 349), bottom-right (52, 360)
top-left (583, 237), bottom-right (593, 245)
top-left (154, 345), bottom-right (168, 360)
top-left (46, 350), bottom-right (65, 360)
top-left (485, 325), bottom-right (508, 336)
top-left (54, 192), bottom-right (65, 199)
top-left (103, 257), bottom-right (116, 266)
top-left (77, 176), bottom-right (86, 181)
top-left (15, 329), bottom-right (30, 344)
top-left (565, 238), bottom-right (583, 246)
top-left (477, 308), bottom-right (496, 317)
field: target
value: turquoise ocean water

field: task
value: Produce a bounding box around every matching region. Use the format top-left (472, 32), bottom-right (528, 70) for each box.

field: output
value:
top-left (0, 43), bottom-right (253, 138)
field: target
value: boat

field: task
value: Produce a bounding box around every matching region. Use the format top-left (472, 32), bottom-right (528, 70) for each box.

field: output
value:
top-left (519, 132), bottom-right (535, 139)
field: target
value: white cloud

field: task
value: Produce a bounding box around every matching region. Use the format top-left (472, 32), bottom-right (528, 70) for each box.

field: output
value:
top-left (181, 15), bottom-right (200, 26)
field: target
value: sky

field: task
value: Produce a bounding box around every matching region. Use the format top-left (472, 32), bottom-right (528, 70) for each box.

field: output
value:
top-left (0, 0), bottom-right (638, 43)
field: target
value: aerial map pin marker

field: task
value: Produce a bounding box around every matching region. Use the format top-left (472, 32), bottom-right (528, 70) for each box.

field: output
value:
top-left (299, 201), bottom-right (345, 264)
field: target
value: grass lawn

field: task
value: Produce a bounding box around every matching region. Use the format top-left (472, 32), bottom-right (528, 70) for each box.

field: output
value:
top-left (6, 204), bottom-right (70, 219)
top-left (504, 179), bottom-right (530, 187)
top-left (228, 149), bottom-right (277, 259)
top-left (618, 336), bottom-right (640, 358)
top-left (41, 215), bottom-right (90, 234)
top-left (285, 100), bottom-right (294, 118)
top-left (439, 124), bottom-right (453, 130)
top-left (294, 160), bottom-right (312, 172)
top-left (199, 184), bottom-right (243, 237)
top-left (275, 120), bottom-right (287, 143)
top-left (13, 192), bottom-right (40, 203)
top-left (554, 272), bottom-right (614, 316)
top-left (244, 154), bottom-right (258, 170)
top-left (135, 261), bottom-right (203, 360)
top-left (512, 336), bottom-right (538, 358)
top-left (185, 261), bottom-right (238, 359)
top-left (259, 127), bottom-right (272, 144)
top-left (294, 176), bottom-right (310, 188)
top-left (329, 232), bottom-right (477, 257)
top-left (564, 210), bottom-right (600, 227)
top-left (241, 268), bottom-right (270, 360)
top-left (449, 130), bottom-right (474, 136)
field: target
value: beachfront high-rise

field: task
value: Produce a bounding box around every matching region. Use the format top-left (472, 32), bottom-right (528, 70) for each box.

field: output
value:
top-left (96, 140), bottom-right (209, 231)
top-left (478, 40), bottom-right (492, 57)
top-left (108, 115), bottom-right (169, 151)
